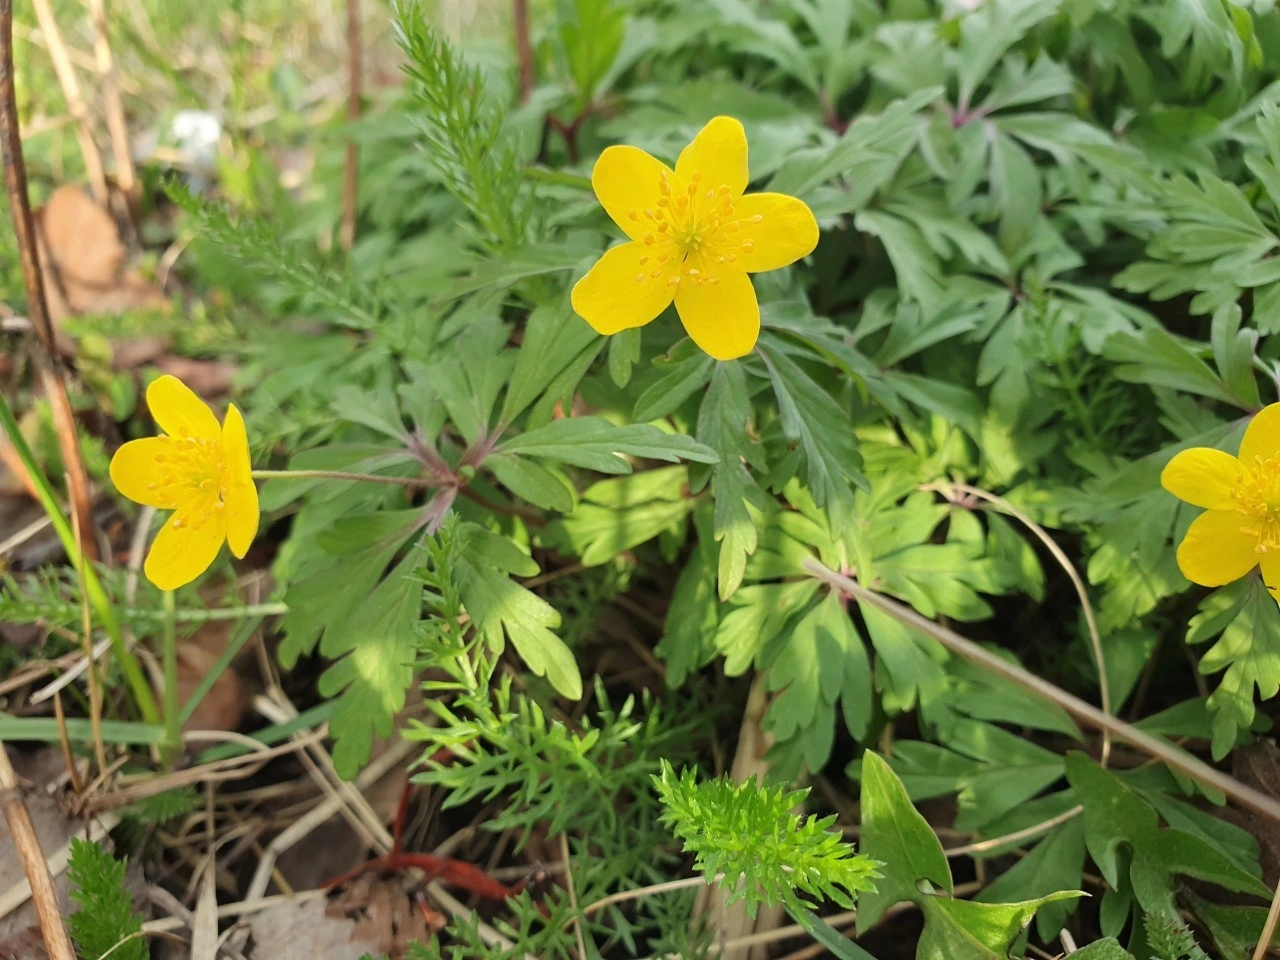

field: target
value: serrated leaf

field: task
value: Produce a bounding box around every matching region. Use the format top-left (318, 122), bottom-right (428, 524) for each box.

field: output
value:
top-left (1068, 939), bottom-right (1134, 960)
top-left (279, 508), bottom-right (429, 667)
top-left (917, 891), bottom-right (1085, 960)
top-left (499, 417), bottom-right (717, 473)
top-left (990, 132), bottom-right (1040, 252)
top-left (501, 299), bottom-right (600, 424)
top-left (769, 88), bottom-right (939, 203)
top-left (713, 580), bottom-right (818, 675)
top-left (457, 526), bottom-right (581, 699)
top-left (1065, 753), bottom-right (1269, 918)
top-left (861, 603), bottom-right (949, 714)
top-left (888, 720), bottom-right (1064, 832)
top-left (1193, 580), bottom-right (1280, 758)
top-left (607, 326), bottom-right (641, 387)
top-left (977, 818), bottom-right (1088, 941)
top-left (318, 551), bottom-right (424, 778)
top-left (486, 453), bottom-right (574, 512)
top-left (657, 532), bottom-right (720, 687)
top-left (760, 341), bottom-right (863, 524)
top-left (632, 347), bottom-right (715, 422)
top-left (1187, 891), bottom-right (1278, 959)
top-left (698, 363), bottom-right (764, 599)
top-left (763, 591), bottom-right (873, 771)
top-left (546, 471), bottom-right (696, 566)
top-left (856, 751), bottom-right (952, 932)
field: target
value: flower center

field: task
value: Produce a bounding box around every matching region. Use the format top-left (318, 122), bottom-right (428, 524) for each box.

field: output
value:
top-left (627, 171), bottom-right (763, 289)
top-left (1233, 455), bottom-right (1280, 552)
top-left (147, 436), bottom-right (227, 529)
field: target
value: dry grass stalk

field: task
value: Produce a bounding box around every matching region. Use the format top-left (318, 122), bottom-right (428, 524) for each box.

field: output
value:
top-left (0, 740), bottom-right (77, 960)
top-left (83, 0), bottom-right (138, 214)
top-left (28, 0), bottom-right (109, 203)
top-left (1, 1), bottom-right (103, 563)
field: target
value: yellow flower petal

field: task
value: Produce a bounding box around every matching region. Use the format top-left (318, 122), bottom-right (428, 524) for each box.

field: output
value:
top-left (1176, 508), bottom-right (1259, 587)
top-left (571, 241), bottom-right (680, 335)
top-left (144, 508), bottom-right (227, 591)
top-left (676, 116), bottom-right (749, 198)
top-left (731, 193), bottom-right (819, 273)
top-left (674, 267), bottom-right (759, 361)
top-left (591, 145), bottom-right (674, 242)
top-left (147, 374), bottom-right (221, 441)
top-left (1262, 552), bottom-right (1280, 602)
top-left (109, 438), bottom-right (183, 509)
top-left (221, 403), bottom-right (259, 559)
top-left (1240, 403), bottom-right (1280, 463)
top-left (1161, 447), bottom-right (1242, 510)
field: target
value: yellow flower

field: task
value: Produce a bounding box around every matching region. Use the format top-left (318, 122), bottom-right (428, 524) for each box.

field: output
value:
top-left (1162, 404), bottom-right (1280, 599)
top-left (571, 116), bottom-right (819, 361)
top-left (109, 375), bottom-right (259, 591)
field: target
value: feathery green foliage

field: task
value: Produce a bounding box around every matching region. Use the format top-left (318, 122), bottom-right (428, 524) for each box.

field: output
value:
top-left (67, 840), bottom-right (145, 960)
top-left (654, 762), bottom-right (881, 917)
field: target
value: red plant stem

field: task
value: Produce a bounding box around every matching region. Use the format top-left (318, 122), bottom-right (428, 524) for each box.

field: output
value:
top-left (513, 0), bottom-right (534, 103)
top-left (390, 781), bottom-right (413, 857)
top-left (340, 0), bottom-right (361, 250)
top-left (325, 852), bottom-right (520, 902)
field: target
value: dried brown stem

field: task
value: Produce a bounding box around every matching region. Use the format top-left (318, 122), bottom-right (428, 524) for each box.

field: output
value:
top-left (28, 0), bottom-right (108, 203)
top-left (83, 0), bottom-right (139, 215)
top-left (2, 0), bottom-right (101, 560)
top-left (43, 365), bottom-right (100, 561)
top-left (1253, 880), bottom-right (1280, 960)
top-left (0, 740), bottom-right (77, 960)
top-left (340, 0), bottom-right (361, 251)
top-left (923, 481), bottom-right (1111, 765)
top-left (803, 557), bottom-right (1280, 823)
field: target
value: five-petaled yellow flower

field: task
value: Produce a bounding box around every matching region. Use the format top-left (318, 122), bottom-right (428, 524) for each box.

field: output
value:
top-left (1162, 404), bottom-right (1280, 600)
top-left (109, 375), bottom-right (259, 591)
top-left (571, 116), bottom-right (819, 361)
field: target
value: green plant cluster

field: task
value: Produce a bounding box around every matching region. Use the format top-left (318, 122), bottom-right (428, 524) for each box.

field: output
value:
top-left (14, 0), bottom-right (1280, 957)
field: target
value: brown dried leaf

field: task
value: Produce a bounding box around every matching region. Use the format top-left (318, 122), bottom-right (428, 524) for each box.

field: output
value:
top-left (36, 186), bottom-right (167, 322)
top-left (110, 336), bottom-right (169, 371)
top-left (152, 357), bottom-right (236, 399)
top-left (248, 878), bottom-right (433, 960)
top-left (175, 622), bottom-right (251, 733)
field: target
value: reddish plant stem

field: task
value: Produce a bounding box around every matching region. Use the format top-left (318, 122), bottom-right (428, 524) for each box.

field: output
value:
top-left (390, 780), bottom-right (413, 857)
top-left (513, 0), bottom-right (534, 103)
top-left (340, 0), bottom-right (361, 251)
top-left (326, 851), bottom-right (522, 902)
top-left (546, 114), bottom-right (582, 165)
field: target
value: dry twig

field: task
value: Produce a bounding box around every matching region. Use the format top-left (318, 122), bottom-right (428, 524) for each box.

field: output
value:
top-left (804, 557), bottom-right (1280, 822)
top-left (0, 740), bottom-right (77, 960)
top-left (1, 0), bottom-right (101, 561)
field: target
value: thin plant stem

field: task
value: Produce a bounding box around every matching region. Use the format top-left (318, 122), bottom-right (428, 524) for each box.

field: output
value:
top-left (0, 392), bottom-right (159, 723)
top-left (250, 468), bottom-right (434, 487)
top-left (1253, 879), bottom-right (1280, 960)
top-left (70, 505), bottom-right (107, 775)
top-left (922, 481), bottom-right (1112, 766)
top-left (340, 0), bottom-right (361, 250)
top-left (162, 589), bottom-right (180, 761)
top-left (802, 557), bottom-right (1280, 823)
top-left (0, 740), bottom-right (77, 960)
top-left (945, 805), bottom-right (1083, 858)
